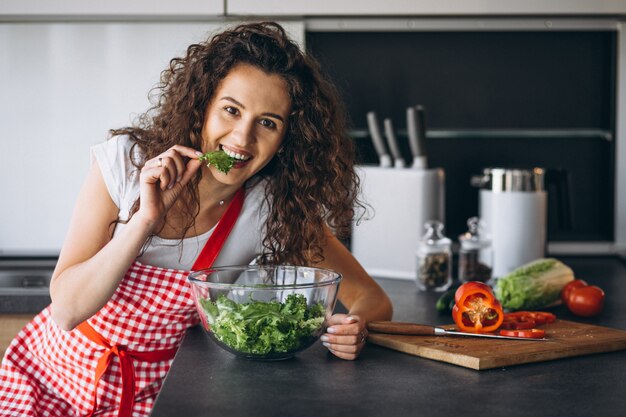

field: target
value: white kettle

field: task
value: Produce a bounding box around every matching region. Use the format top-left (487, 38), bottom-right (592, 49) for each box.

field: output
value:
top-left (472, 168), bottom-right (547, 278)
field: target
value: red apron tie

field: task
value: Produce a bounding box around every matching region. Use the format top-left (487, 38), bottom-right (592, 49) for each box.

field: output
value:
top-left (77, 320), bottom-right (178, 417)
top-left (78, 187), bottom-right (245, 417)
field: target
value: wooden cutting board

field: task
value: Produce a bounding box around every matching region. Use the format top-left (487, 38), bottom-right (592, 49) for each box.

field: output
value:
top-left (367, 320), bottom-right (626, 370)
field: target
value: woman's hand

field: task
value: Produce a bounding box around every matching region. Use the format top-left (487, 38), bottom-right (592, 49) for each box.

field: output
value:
top-left (137, 145), bottom-right (203, 227)
top-left (321, 314), bottom-right (368, 360)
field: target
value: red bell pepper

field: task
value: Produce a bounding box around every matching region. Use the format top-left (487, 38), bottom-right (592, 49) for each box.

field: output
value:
top-left (504, 311), bottom-right (556, 327)
top-left (500, 314), bottom-right (536, 330)
top-left (452, 281), bottom-right (504, 333)
top-left (500, 328), bottom-right (546, 339)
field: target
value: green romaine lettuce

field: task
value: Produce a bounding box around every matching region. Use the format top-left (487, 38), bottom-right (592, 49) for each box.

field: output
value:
top-left (494, 258), bottom-right (574, 311)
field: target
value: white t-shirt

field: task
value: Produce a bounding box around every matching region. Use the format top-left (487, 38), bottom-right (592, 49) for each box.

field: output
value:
top-left (90, 136), bottom-right (267, 270)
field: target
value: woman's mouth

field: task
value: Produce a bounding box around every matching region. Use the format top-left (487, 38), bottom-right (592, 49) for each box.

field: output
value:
top-left (220, 145), bottom-right (252, 163)
top-left (218, 145), bottom-right (252, 170)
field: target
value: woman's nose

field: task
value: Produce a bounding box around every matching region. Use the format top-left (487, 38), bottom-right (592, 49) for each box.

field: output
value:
top-left (230, 118), bottom-right (256, 146)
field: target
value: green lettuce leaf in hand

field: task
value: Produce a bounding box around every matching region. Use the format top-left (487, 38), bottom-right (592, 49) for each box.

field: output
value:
top-left (199, 150), bottom-right (236, 174)
top-left (494, 258), bottom-right (574, 311)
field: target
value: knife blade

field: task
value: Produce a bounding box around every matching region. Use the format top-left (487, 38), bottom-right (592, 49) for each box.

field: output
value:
top-left (383, 118), bottom-right (405, 168)
top-left (367, 321), bottom-right (547, 341)
top-left (406, 106), bottom-right (428, 170)
top-left (366, 111), bottom-right (392, 168)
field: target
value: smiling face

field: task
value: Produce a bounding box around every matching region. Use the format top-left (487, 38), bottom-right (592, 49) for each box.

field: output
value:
top-left (200, 63), bottom-right (292, 186)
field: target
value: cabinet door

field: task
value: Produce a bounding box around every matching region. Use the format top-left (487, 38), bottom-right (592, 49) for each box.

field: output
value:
top-left (226, 0), bottom-right (626, 16)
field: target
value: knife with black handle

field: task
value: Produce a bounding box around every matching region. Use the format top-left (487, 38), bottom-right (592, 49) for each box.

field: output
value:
top-left (366, 111), bottom-right (392, 168)
top-left (406, 106), bottom-right (428, 169)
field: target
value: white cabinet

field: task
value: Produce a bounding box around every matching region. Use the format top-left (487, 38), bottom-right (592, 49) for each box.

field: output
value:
top-left (226, 0), bottom-right (626, 16)
top-left (3, 0), bottom-right (625, 19)
top-left (0, 0), bottom-right (223, 17)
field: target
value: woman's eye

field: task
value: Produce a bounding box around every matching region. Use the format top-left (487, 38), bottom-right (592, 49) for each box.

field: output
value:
top-left (259, 119), bottom-right (276, 129)
top-left (224, 106), bottom-right (239, 115)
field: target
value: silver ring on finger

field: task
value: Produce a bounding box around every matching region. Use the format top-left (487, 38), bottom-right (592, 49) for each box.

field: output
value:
top-left (359, 330), bottom-right (367, 343)
top-left (158, 157), bottom-right (163, 167)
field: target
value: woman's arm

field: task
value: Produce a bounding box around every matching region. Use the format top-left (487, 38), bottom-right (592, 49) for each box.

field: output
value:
top-left (315, 226), bottom-right (393, 360)
top-left (50, 146), bottom-right (202, 331)
top-left (50, 160), bottom-right (154, 330)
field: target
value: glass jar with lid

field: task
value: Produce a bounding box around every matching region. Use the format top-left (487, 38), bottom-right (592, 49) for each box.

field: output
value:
top-left (416, 220), bottom-right (452, 292)
top-left (458, 217), bottom-right (493, 283)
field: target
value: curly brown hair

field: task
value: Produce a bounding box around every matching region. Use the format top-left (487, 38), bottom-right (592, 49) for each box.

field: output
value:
top-left (111, 21), bottom-right (362, 266)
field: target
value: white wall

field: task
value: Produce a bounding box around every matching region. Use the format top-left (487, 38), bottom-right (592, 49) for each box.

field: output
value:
top-left (0, 21), bottom-right (304, 255)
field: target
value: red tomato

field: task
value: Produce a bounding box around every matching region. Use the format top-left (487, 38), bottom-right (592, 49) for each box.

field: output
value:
top-left (567, 285), bottom-right (605, 317)
top-left (500, 328), bottom-right (546, 339)
top-left (561, 279), bottom-right (588, 305)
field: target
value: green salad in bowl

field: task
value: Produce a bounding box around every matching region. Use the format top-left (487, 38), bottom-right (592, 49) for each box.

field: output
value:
top-left (188, 265), bottom-right (342, 360)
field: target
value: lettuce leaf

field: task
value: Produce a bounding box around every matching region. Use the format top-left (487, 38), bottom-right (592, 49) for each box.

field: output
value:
top-left (199, 294), bottom-right (326, 355)
top-left (199, 150), bottom-right (235, 174)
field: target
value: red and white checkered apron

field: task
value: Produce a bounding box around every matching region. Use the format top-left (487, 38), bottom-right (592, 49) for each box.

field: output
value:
top-left (0, 188), bottom-right (244, 417)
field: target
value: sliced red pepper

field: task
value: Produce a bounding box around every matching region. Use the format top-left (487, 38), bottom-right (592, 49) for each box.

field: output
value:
top-left (452, 281), bottom-right (504, 333)
top-left (523, 311), bottom-right (556, 325)
top-left (501, 315), bottom-right (536, 330)
top-left (504, 311), bottom-right (556, 326)
top-left (500, 328), bottom-right (546, 339)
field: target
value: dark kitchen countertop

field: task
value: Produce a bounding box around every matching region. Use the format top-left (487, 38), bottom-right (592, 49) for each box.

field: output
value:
top-left (150, 256), bottom-right (626, 417)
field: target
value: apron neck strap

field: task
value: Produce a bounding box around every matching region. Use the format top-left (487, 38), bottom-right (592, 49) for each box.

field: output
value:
top-left (192, 187), bottom-right (245, 270)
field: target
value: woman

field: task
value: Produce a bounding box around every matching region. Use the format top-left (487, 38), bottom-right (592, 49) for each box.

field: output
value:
top-left (0, 22), bottom-right (392, 416)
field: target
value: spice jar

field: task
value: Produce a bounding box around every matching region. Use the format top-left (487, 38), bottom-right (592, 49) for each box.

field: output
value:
top-left (458, 217), bottom-right (493, 283)
top-left (416, 220), bottom-right (452, 292)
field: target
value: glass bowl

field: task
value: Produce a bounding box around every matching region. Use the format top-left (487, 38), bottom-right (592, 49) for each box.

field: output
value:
top-left (188, 265), bottom-right (342, 360)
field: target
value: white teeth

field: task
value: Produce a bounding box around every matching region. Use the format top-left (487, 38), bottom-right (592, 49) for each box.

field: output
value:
top-left (222, 147), bottom-right (250, 161)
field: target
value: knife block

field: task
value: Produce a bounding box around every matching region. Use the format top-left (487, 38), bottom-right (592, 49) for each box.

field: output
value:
top-left (351, 166), bottom-right (445, 280)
